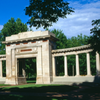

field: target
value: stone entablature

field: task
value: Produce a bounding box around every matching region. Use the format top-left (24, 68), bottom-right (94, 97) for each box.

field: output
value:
top-left (2, 31), bottom-right (58, 44)
top-left (52, 44), bottom-right (91, 54)
top-left (0, 55), bottom-right (6, 61)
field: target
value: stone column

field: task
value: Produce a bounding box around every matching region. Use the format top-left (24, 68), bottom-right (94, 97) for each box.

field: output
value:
top-left (86, 52), bottom-right (91, 76)
top-left (36, 46), bottom-right (43, 84)
top-left (0, 60), bottom-right (2, 78)
top-left (52, 56), bottom-right (56, 76)
top-left (76, 54), bottom-right (80, 76)
top-left (96, 52), bottom-right (100, 75)
top-left (64, 55), bottom-right (68, 76)
top-left (12, 49), bottom-right (16, 77)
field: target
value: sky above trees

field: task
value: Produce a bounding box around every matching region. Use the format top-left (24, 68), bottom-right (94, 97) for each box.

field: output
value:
top-left (0, 0), bottom-right (100, 38)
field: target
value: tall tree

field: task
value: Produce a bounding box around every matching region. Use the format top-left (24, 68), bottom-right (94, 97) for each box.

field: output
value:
top-left (88, 19), bottom-right (100, 54)
top-left (0, 18), bottom-right (28, 54)
top-left (25, 0), bottom-right (74, 29)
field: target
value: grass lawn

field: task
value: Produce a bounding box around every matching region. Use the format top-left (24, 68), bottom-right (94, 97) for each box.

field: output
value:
top-left (0, 84), bottom-right (10, 86)
top-left (0, 84), bottom-right (78, 93)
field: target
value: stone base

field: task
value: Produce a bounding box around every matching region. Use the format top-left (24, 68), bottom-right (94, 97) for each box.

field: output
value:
top-left (36, 76), bottom-right (53, 84)
top-left (75, 75), bottom-right (81, 77)
top-left (17, 77), bottom-right (27, 84)
top-left (36, 76), bottom-right (43, 84)
top-left (86, 75), bottom-right (92, 77)
top-left (64, 75), bottom-right (69, 77)
top-left (5, 77), bottom-right (27, 85)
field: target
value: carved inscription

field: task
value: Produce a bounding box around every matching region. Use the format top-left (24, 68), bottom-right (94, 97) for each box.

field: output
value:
top-left (21, 49), bottom-right (32, 52)
top-left (16, 47), bottom-right (38, 54)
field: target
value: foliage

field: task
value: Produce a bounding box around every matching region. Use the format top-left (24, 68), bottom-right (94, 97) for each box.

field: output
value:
top-left (67, 34), bottom-right (90, 75)
top-left (51, 29), bottom-right (68, 76)
top-left (25, 0), bottom-right (74, 29)
top-left (50, 30), bottom-right (95, 76)
top-left (88, 19), bottom-right (100, 54)
top-left (0, 18), bottom-right (28, 53)
top-left (25, 58), bottom-right (36, 77)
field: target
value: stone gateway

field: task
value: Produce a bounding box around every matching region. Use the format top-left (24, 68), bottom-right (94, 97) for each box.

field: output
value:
top-left (0, 31), bottom-right (100, 85)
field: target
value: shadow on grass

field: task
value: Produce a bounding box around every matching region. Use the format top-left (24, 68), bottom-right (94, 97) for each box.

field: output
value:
top-left (0, 84), bottom-right (78, 93)
top-left (0, 85), bottom-right (78, 100)
top-left (0, 95), bottom-right (67, 100)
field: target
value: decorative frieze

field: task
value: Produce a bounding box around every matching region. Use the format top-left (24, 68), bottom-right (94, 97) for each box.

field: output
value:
top-left (21, 49), bottom-right (32, 52)
top-left (16, 47), bottom-right (38, 54)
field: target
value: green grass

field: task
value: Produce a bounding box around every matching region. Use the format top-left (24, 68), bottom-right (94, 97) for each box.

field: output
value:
top-left (0, 84), bottom-right (78, 93)
top-left (0, 84), bottom-right (10, 86)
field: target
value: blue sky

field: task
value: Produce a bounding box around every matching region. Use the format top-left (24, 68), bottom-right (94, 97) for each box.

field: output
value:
top-left (0, 0), bottom-right (100, 38)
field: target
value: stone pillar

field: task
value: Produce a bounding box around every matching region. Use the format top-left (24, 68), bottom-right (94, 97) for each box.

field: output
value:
top-left (96, 52), bottom-right (100, 75)
top-left (86, 52), bottom-right (91, 76)
top-left (52, 56), bottom-right (56, 76)
top-left (64, 55), bottom-right (68, 76)
top-left (76, 54), bottom-right (80, 76)
top-left (12, 49), bottom-right (16, 77)
top-left (0, 60), bottom-right (2, 78)
top-left (36, 46), bottom-right (43, 84)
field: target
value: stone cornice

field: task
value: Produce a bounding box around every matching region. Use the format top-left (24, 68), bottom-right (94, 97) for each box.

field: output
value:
top-left (0, 55), bottom-right (6, 58)
top-left (2, 35), bottom-right (59, 44)
top-left (52, 44), bottom-right (91, 54)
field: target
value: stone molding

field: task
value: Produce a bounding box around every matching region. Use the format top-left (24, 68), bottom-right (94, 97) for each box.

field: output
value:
top-left (52, 44), bottom-right (91, 54)
top-left (2, 35), bottom-right (58, 44)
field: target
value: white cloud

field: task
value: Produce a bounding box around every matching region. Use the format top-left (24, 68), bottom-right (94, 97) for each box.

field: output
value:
top-left (30, 1), bottom-right (100, 38)
top-left (0, 25), bottom-right (3, 30)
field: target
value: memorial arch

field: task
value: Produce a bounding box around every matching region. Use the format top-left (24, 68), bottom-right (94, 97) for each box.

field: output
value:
top-left (0, 31), bottom-right (100, 85)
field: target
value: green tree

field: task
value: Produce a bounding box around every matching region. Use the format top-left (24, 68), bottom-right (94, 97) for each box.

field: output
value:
top-left (67, 34), bottom-right (90, 75)
top-left (25, 0), bottom-right (74, 29)
top-left (0, 18), bottom-right (28, 54)
top-left (88, 19), bottom-right (100, 54)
